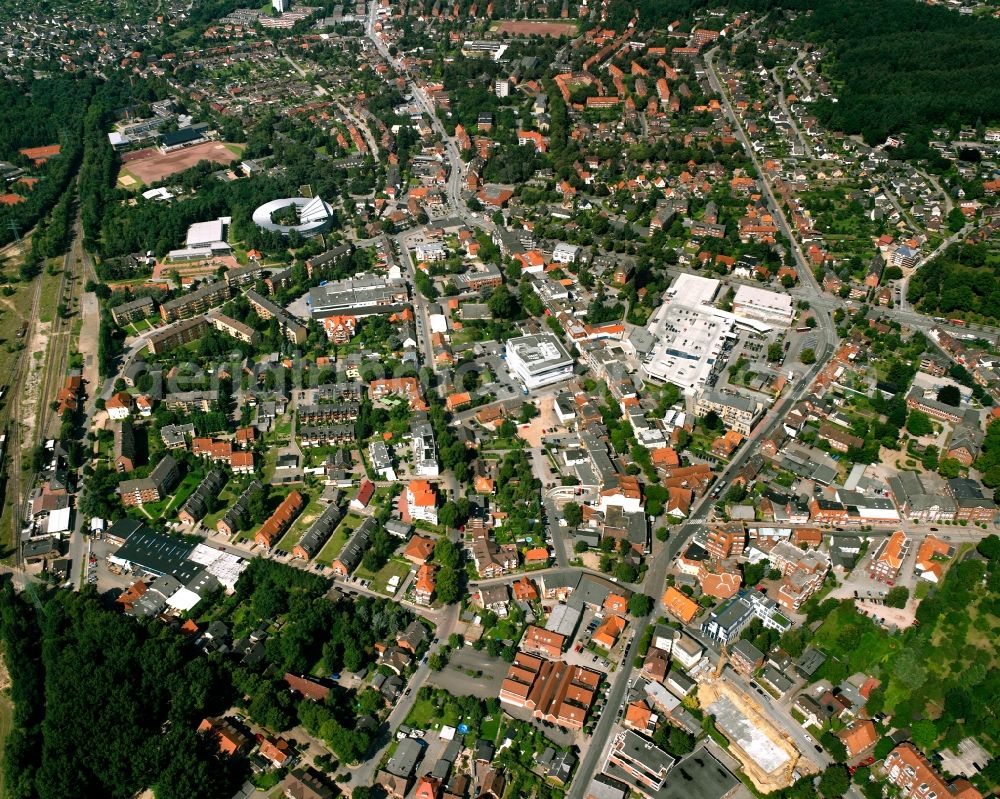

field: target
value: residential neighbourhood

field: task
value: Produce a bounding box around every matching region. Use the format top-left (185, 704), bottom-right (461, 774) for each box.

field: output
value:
top-left (0, 0), bottom-right (999, 798)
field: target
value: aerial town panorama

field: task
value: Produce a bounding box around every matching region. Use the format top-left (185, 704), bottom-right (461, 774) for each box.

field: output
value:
top-left (0, 0), bottom-right (999, 798)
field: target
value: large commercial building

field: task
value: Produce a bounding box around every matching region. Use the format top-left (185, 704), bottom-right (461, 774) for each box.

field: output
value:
top-left (666, 273), bottom-right (721, 306)
top-left (732, 285), bottom-right (794, 326)
top-left (642, 302), bottom-right (736, 392)
top-left (308, 274), bottom-right (409, 318)
top-left (505, 333), bottom-right (574, 390)
top-left (642, 273), bottom-right (781, 392)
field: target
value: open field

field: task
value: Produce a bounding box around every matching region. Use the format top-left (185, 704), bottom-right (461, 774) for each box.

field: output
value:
top-left (493, 19), bottom-right (577, 36)
top-left (117, 141), bottom-right (244, 187)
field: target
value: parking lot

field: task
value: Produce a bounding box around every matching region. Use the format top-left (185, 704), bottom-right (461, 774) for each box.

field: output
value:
top-left (90, 535), bottom-right (136, 595)
top-left (428, 646), bottom-right (511, 699)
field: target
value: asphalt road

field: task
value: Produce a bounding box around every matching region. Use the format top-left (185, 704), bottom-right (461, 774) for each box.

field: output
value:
top-left (348, 600), bottom-right (460, 788)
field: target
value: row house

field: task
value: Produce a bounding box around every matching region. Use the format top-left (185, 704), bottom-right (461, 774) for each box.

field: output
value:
top-left (298, 425), bottom-right (355, 447)
top-left (254, 491), bottom-right (304, 550)
top-left (298, 402), bottom-right (360, 425)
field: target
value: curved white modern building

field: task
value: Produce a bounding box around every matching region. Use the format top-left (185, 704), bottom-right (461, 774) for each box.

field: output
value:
top-left (251, 196), bottom-right (334, 237)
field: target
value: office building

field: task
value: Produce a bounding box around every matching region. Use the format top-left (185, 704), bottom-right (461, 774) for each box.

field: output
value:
top-left (695, 390), bottom-right (761, 436)
top-left (505, 333), bottom-right (574, 390)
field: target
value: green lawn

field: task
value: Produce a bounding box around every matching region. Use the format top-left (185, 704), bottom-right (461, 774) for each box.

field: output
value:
top-left (37, 263), bottom-right (64, 324)
top-left (260, 447), bottom-right (279, 483)
top-left (126, 318), bottom-right (153, 335)
top-left (354, 558), bottom-right (411, 596)
top-left (405, 698), bottom-right (438, 729)
top-left (315, 513), bottom-right (365, 565)
top-left (273, 416), bottom-right (292, 440)
top-left (479, 715), bottom-right (501, 745)
top-left (811, 602), bottom-right (900, 679)
top-left (276, 491), bottom-right (323, 551)
top-left (202, 483), bottom-right (241, 531)
top-left (162, 469), bottom-right (209, 519)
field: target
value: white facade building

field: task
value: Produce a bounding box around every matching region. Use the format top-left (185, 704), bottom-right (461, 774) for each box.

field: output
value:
top-left (505, 333), bottom-right (574, 390)
top-left (732, 285), bottom-right (794, 326)
top-left (642, 303), bottom-right (736, 392)
top-left (551, 242), bottom-right (581, 264)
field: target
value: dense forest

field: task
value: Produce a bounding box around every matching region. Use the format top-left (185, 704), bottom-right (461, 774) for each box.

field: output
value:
top-left (906, 243), bottom-right (1000, 322)
top-left (0, 583), bottom-right (244, 799)
top-left (0, 559), bottom-right (419, 798)
top-left (782, 0), bottom-right (1000, 145)
top-left (0, 78), bottom-right (91, 249)
top-left (605, 0), bottom-right (1000, 147)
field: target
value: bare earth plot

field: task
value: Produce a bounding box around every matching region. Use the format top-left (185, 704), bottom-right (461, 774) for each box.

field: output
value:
top-left (117, 141), bottom-right (244, 187)
top-left (493, 20), bottom-right (578, 36)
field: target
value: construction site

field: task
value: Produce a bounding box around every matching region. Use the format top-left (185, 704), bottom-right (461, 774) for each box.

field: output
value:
top-left (697, 666), bottom-right (818, 792)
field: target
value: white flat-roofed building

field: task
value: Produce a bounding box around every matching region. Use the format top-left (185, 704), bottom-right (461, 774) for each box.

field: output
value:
top-left (168, 217), bottom-right (232, 261)
top-left (552, 242), bottom-right (581, 264)
top-left (732, 285), bottom-right (794, 326)
top-left (308, 274), bottom-right (409, 317)
top-left (506, 333), bottom-right (574, 390)
top-left (186, 218), bottom-right (230, 250)
top-left (415, 242), bottom-right (447, 262)
top-left (642, 303), bottom-right (736, 392)
top-left (666, 273), bottom-right (720, 306)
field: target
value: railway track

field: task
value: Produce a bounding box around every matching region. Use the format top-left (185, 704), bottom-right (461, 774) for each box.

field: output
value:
top-left (35, 211), bottom-right (84, 443)
top-left (3, 202), bottom-right (85, 567)
top-left (5, 272), bottom-right (44, 567)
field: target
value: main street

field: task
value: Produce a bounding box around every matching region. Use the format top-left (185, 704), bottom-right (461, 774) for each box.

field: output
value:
top-left (366, 2), bottom-right (466, 217)
top-left (570, 41), bottom-right (847, 799)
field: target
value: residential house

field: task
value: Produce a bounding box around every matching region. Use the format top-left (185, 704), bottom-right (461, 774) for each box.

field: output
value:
top-left (883, 743), bottom-right (981, 799)
top-left (197, 717), bottom-right (249, 756)
top-left (407, 479), bottom-right (438, 525)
